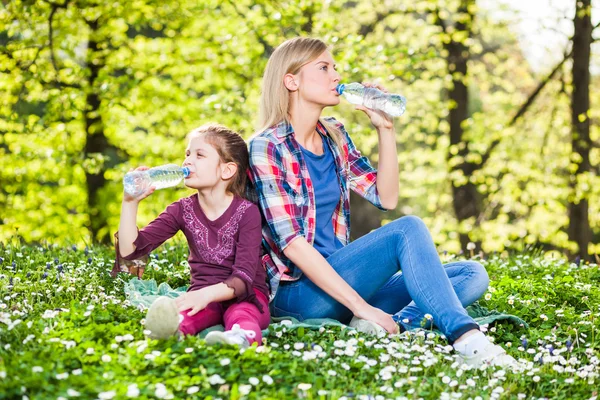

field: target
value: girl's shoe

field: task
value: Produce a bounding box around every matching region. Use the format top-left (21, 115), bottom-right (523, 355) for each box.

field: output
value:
top-left (145, 296), bottom-right (181, 339)
top-left (349, 316), bottom-right (388, 337)
top-left (205, 324), bottom-right (256, 348)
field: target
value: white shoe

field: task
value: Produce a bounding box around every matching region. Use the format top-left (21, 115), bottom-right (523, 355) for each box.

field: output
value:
top-left (349, 316), bottom-right (387, 337)
top-left (145, 296), bottom-right (180, 339)
top-left (205, 324), bottom-right (256, 348)
top-left (459, 342), bottom-right (518, 368)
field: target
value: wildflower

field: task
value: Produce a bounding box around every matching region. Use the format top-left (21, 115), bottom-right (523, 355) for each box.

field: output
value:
top-left (220, 358), bottom-right (230, 366)
top-left (262, 375), bottom-right (274, 385)
top-left (154, 383), bottom-right (168, 399)
top-left (101, 355), bottom-right (112, 362)
top-left (521, 338), bottom-right (528, 349)
top-left (533, 376), bottom-right (540, 382)
top-left (32, 366), bottom-right (43, 373)
top-left (126, 384), bottom-right (140, 397)
top-left (98, 391), bottom-right (116, 399)
top-left (239, 385), bottom-right (252, 395)
top-left (187, 386), bottom-right (199, 395)
top-left (484, 293), bottom-right (492, 301)
top-left (467, 242), bottom-right (476, 251)
top-left (208, 374), bottom-right (225, 385)
top-left (67, 389), bottom-right (80, 397)
top-left (298, 383), bottom-right (312, 391)
top-left (540, 314), bottom-right (548, 321)
top-left (249, 377), bottom-right (260, 386)
top-left (56, 372), bottom-right (69, 380)
top-left (424, 313), bottom-right (433, 321)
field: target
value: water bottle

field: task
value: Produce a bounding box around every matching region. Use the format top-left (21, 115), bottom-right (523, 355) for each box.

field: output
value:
top-left (123, 164), bottom-right (192, 197)
top-left (336, 82), bottom-right (406, 117)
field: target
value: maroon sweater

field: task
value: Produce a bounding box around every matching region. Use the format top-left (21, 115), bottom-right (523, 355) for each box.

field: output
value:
top-left (118, 194), bottom-right (268, 312)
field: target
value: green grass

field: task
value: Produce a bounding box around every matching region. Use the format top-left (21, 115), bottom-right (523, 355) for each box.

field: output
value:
top-left (0, 242), bottom-right (599, 399)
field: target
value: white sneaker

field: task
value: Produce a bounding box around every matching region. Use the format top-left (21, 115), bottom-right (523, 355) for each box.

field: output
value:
top-left (205, 324), bottom-right (256, 348)
top-left (459, 342), bottom-right (518, 368)
top-left (144, 296), bottom-right (181, 340)
top-left (349, 316), bottom-right (388, 337)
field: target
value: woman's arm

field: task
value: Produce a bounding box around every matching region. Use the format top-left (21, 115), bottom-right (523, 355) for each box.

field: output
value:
top-left (284, 237), bottom-right (398, 333)
top-left (355, 83), bottom-right (399, 210)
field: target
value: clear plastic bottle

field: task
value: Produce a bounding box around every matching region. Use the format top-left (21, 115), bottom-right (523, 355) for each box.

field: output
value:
top-left (336, 82), bottom-right (406, 117)
top-left (123, 164), bottom-right (191, 197)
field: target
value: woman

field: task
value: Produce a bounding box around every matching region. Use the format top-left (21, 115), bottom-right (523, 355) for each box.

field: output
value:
top-left (248, 37), bottom-right (514, 367)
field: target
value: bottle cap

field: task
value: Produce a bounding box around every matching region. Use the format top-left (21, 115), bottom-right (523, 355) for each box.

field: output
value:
top-left (335, 84), bottom-right (345, 95)
top-left (182, 167), bottom-right (191, 178)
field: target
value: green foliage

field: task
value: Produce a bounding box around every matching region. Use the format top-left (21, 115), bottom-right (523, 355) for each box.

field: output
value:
top-left (1, 243), bottom-right (599, 398)
top-left (0, 1), bottom-right (598, 253)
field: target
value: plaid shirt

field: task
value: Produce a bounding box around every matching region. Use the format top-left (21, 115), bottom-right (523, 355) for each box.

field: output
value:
top-left (248, 117), bottom-right (387, 301)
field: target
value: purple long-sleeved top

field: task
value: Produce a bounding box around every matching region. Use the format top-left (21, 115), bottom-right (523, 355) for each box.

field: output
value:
top-left (115, 194), bottom-right (268, 312)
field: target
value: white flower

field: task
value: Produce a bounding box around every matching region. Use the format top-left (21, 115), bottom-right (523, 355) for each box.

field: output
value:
top-left (249, 377), bottom-right (260, 386)
top-left (67, 389), bottom-right (80, 396)
top-left (298, 383), bottom-right (312, 391)
top-left (86, 348), bottom-right (95, 355)
top-left (220, 358), bottom-right (231, 366)
top-left (187, 386), bottom-right (199, 394)
top-left (185, 348), bottom-right (193, 354)
top-left (56, 372), bottom-right (69, 380)
top-left (126, 384), bottom-right (140, 397)
top-left (101, 355), bottom-right (112, 362)
top-left (32, 366), bottom-right (43, 373)
top-left (442, 376), bottom-right (451, 384)
top-left (98, 391), bottom-right (116, 400)
top-left (294, 342), bottom-right (305, 350)
top-left (208, 374), bottom-right (225, 385)
top-left (262, 375), bottom-right (274, 385)
top-left (467, 242), bottom-right (476, 251)
top-left (328, 370), bottom-right (337, 376)
top-left (0, 371), bottom-right (5, 379)
top-left (424, 314), bottom-right (433, 321)
top-left (485, 293), bottom-right (492, 301)
top-left (239, 384), bottom-right (252, 395)
top-left (154, 383), bottom-right (168, 399)
top-left (540, 314), bottom-right (548, 321)
top-left (533, 376), bottom-right (540, 382)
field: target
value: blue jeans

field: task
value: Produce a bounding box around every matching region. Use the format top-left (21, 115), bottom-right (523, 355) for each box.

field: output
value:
top-left (271, 216), bottom-right (488, 343)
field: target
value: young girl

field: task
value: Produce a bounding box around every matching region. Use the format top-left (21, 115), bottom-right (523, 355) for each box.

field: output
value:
top-left (115, 124), bottom-right (270, 348)
top-left (249, 37), bottom-right (515, 367)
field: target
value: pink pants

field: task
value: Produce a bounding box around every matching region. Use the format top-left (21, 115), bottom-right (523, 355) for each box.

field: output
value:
top-left (178, 289), bottom-right (271, 345)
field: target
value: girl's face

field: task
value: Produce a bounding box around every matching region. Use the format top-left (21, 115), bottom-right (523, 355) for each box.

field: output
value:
top-left (183, 135), bottom-right (233, 191)
top-left (291, 50), bottom-right (342, 107)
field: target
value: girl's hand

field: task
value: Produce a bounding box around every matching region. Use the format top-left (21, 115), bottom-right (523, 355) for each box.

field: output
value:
top-left (123, 166), bottom-right (156, 203)
top-left (353, 303), bottom-right (399, 334)
top-left (355, 82), bottom-right (394, 131)
top-left (175, 289), bottom-right (211, 316)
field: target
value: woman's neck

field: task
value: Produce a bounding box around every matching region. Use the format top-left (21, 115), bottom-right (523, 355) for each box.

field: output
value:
top-left (196, 189), bottom-right (234, 220)
top-left (288, 97), bottom-right (323, 145)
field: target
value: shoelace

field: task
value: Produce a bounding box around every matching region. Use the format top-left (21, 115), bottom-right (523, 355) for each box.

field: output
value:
top-left (229, 324), bottom-right (256, 340)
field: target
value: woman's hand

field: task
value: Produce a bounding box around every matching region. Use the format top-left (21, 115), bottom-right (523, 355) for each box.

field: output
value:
top-left (353, 303), bottom-right (399, 334)
top-left (123, 166), bottom-right (156, 203)
top-left (175, 289), bottom-right (212, 316)
top-left (355, 82), bottom-right (394, 131)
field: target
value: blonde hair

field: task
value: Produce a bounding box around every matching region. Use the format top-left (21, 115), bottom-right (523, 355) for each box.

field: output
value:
top-left (258, 37), bottom-right (343, 147)
top-left (187, 124), bottom-right (250, 199)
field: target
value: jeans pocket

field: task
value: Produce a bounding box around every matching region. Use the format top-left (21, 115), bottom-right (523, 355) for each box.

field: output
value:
top-left (271, 305), bottom-right (304, 321)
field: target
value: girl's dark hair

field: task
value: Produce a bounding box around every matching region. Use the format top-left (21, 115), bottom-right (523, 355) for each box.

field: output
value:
top-left (187, 124), bottom-right (249, 199)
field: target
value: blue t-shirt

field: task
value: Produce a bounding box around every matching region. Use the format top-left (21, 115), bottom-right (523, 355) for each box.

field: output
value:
top-left (299, 135), bottom-right (344, 258)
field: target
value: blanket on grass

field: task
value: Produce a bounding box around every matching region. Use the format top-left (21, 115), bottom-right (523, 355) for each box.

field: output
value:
top-left (124, 278), bottom-right (528, 338)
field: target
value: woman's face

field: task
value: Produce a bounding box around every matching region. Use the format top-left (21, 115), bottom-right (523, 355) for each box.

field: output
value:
top-left (294, 50), bottom-right (342, 107)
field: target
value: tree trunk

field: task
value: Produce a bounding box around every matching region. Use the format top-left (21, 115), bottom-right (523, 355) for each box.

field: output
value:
top-left (84, 20), bottom-right (113, 244)
top-left (568, 0), bottom-right (593, 260)
top-left (444, 0), bottom-right (481, 251)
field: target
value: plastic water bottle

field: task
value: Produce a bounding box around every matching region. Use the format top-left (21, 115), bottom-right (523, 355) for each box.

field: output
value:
top-left (336, 82), bottom-right (406, 117)
top-left (123, 164), bottom-right (191, 197)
